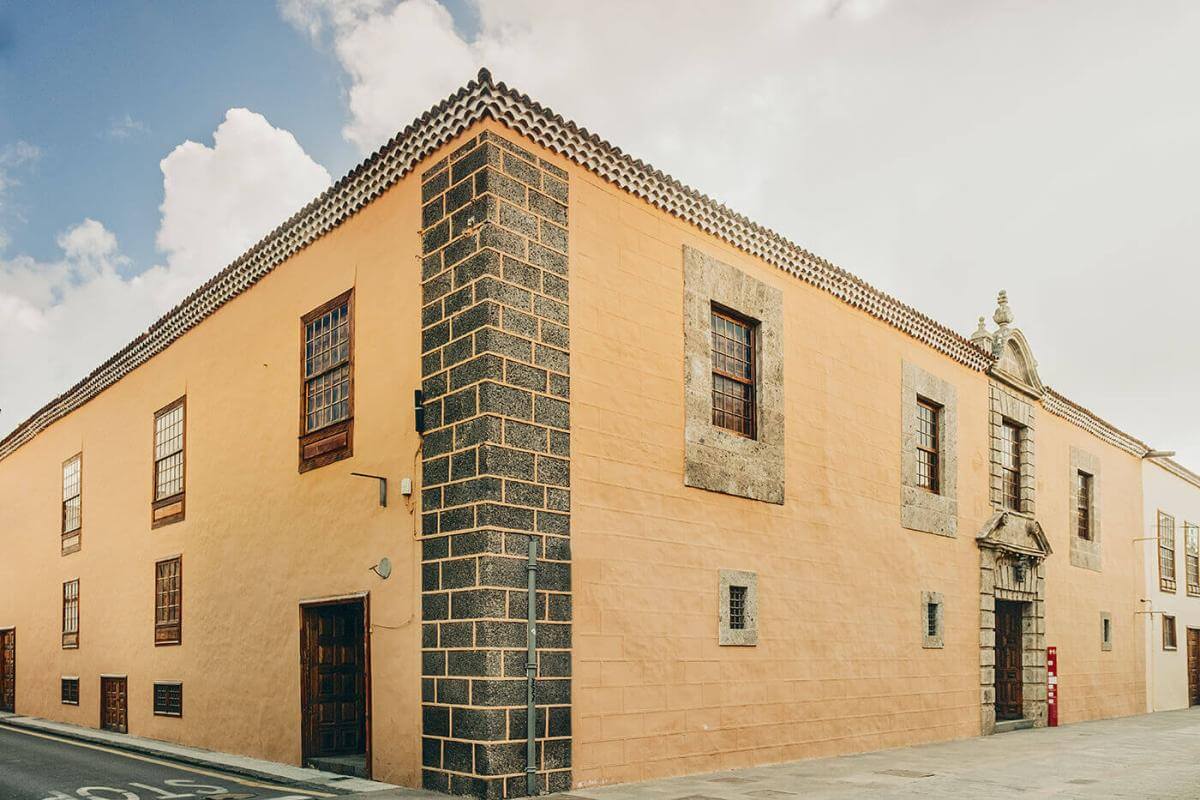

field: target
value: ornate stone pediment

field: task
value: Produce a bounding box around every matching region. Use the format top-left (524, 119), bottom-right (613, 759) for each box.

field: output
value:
top-left (969, 291), bottom-right (1045, 398)
top-left (976, 511), bottom-right (1052, 559)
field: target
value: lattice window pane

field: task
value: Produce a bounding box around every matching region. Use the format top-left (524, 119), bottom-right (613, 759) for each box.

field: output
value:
top-left (62, 580), bottom-right (79, 639)
top-left (1076, 471), bottom-right (1092, 540)
top-left (155, 558), bottom-right (182, 644)
top-left (305, 363), bottom-right (351, 432)
top-left (1000, 422), bottom-right (1022, 511)
top-left (154, 403), bottom-right (185, 500)
top-left (729, 585), bottom-right (747, 630)
top-left (1187, 524), bottom-right (1200, 595)
top-left (1159, 512), bottom-right (1177, 591)
top-left (62, 456), bottom-right (81, 533)
top-left (710, 309), bottom-right (755, 438)
top-left (303, 301), bottom-right (352, 434)
top-left (153, 682), bottom-right (182, 717)
top-left (916, 400), bottom-right (939, 493)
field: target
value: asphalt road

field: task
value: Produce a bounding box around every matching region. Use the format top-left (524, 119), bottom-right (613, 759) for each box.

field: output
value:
top-left (0, 725), bottom-right (335, 800)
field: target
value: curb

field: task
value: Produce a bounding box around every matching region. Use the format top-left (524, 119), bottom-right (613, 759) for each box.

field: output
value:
top-left (0, 713), bottom-right (391, 795)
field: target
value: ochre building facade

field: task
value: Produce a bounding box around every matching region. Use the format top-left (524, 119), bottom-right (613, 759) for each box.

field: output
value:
top-left (0, 71), bottom-right (1173, 797)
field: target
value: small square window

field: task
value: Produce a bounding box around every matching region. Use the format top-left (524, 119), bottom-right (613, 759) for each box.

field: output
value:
top-left (710, 306), bottom-right (757, 439)
top-left (718, 569), bottom-right (758, 646)
top-left (61, 677), bottom-right (79, 705)
top-left (153, 682), bottom-right (182, 717)
top-left (921, 591), bottom-right (944, 649)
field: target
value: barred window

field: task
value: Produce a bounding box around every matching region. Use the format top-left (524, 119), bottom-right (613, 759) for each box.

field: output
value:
top-left (710, 307), bottom-right (756, 438)
top-left (915, 399), bottom-right (940, 493)
top-left (728, 585), bottom-right (747, 630)
top-left (304, 299), bottom-right (352, 433)
top-left (62, 579), bottom-right (79, 648)
top-left (1185, 523), bottom-right (1199, 597)
top-left (154, 400), bottom-right (185, 501)
top-left (1000, 421), bottom-right (1022, 511)
top-left (925, 601), bottom-right (939, 638)
top-left (1076, 470), bottom-right (1093, 540)
top-left (153, 682), bottom-right (182, 717)
top-left (299, 291), bottom-right (355, 472)
top-left (1159, 511), bottom-right (1177, 592)
top-left (61, 677), bottom-right (79, 705)
top-left (155, 557), bottom-right (182, 645)
top-left (1163, 614), bottom-right (1177, 650)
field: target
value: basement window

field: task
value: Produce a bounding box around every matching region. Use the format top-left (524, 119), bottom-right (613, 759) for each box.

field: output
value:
top-left (728, 585), bottom-right (747, 630)
top-left (153, 682), bottom-right (182, 717)
top-left (718, 569), bottom-right (758, 646)
top-left (61, 677), bottom-right (79, 705)
top-left (921, 591), bottom-right (944, 649)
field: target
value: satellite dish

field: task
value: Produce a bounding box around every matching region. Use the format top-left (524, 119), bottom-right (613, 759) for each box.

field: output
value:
top-left (371, 557), bottom-right (392, 579)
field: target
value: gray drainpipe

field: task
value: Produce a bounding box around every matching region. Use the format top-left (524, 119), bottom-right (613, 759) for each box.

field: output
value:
top-left (526, 534), bottom-right (539, 795)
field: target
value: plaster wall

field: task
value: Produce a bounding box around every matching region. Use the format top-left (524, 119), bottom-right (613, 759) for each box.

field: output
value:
top-left (561, 146), bottom-right (1146, 784)
top-left (1140, 461), bottom-right (1200, 712)
top-left (0, 128), bottom-right (446, 785)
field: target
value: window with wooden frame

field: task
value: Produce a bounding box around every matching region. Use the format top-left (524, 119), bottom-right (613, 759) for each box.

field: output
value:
top-left (152, 397), bottom-right (186, 528)
top-left (299, 290), bottom-right (354, 472)
top-left (1159, 511), bottom-right (1177, 592)
top-left (61, 677), bottom-right (79, 705)
top-left (1163, 614), bottom-right (1178, 650)
top-left (62, 579), bottom-right (79, 648)
top-left (1076, 470), bottom-right (1093, 540)
top-left (915, 398), bottom-right (940, 493)
top-left (153, 681), bottom-right (182, 717)
top-left (155, 557), bottom-right (182, 645)
top-left (1185, 523), bottom-right (1200, 597)
top-left (1000, 421), bottom-right (1022, 511)
top-left (61, 453), bottom-right (82, 555)
top-left (710, 306), bottom-right (756, 438)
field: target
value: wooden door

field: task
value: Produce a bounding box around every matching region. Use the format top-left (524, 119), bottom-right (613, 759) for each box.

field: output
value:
top-left (0, 629), bottom-right (13, 712)
top-left (100, 677), bottom-right (128, 733)
top-left (995, 601), bottom-right (1024, 721)
top-left (1188, 629), bottom-right (1200, 707)
top-left (301, 601), bottom-right (367, 760)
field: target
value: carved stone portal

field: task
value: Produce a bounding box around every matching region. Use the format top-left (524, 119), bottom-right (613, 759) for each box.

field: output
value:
top-left (977, 511), bottom-right (1051, 734)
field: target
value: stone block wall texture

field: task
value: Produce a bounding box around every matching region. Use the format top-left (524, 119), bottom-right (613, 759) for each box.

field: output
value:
top-left (418, 129), bottom-right (572, 798)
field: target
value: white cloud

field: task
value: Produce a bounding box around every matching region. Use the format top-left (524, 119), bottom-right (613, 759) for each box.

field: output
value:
top-left (0, 111), bottom-right (330, 435)
top-left (278, 0), bottom-right (1200, 464)
top-left (0, 141), bottom-right (42, 249)
top-left (106, 114), bottom-right (148, 140)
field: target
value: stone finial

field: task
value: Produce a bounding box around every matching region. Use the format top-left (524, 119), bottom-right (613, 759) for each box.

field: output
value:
top-left (970, 316), bottom-right (993, 351)
top-left (993, 290), bottom-right (1013, 327)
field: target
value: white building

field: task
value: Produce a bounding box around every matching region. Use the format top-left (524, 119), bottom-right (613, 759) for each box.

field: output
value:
top-left (1142, 458), bottom-right (1200, 711)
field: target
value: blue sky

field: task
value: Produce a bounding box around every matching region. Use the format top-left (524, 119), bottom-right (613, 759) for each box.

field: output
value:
top-left (2, 1), bottom-right (1200, 467)
top-left (0, 1), bottom-right (355, 267)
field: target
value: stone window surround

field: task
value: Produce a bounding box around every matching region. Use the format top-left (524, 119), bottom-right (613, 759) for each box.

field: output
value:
top-left (1100, 611), bottom-right (1112, 651)
top-left (719, 569), bottom-right (758, 646)
top-left (901, 362), bottom-right (959, 537)
top-left (921, 591), bottom-right (944, 649)
top-left (989, 384), bottom-right (1036, 516)
top-left (683, 246), bottom-right (784, 505)
top-left (1070, 447), bottom-right (1102, 572)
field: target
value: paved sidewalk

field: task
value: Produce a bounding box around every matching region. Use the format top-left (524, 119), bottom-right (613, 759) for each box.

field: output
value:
top-left (542, 708), bottom-right (1200, 800)
top-left (0, 711), bottom-right (399, 795)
